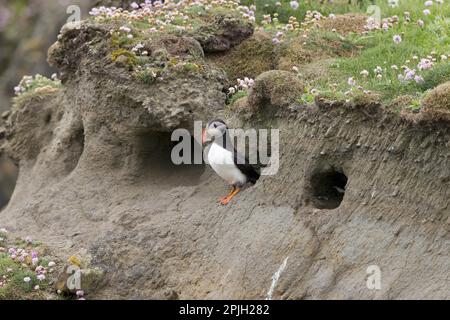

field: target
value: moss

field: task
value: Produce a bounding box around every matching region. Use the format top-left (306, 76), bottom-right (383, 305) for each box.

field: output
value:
top-left (350, 91), bottom-right (382, 107)
top-left (111, 33), bottom-right (134, 48)
top-left (12, 89), bottom-right (60, 110)
top-left (182, 62), bottom-right (201, 73)
top-left (111, 49), bottom-right (139, 67)
top-left (277, 39), bottom-right (316, 71)
top-left (135, 67), bottom-right (162, 85)
top-left (207, 30), bottom-right (275, 82)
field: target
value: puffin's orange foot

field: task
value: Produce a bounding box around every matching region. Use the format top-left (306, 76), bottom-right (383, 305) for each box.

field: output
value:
top-left (220, 197), bottom-right (231, 205)
top-left (219, 187), bottom-right (236, 204)
top-left (220, 188), bottom-right (241, 205)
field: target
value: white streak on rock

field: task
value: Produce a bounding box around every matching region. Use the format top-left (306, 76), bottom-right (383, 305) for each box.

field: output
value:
top-left (266, 257), bottom-right (289, 300)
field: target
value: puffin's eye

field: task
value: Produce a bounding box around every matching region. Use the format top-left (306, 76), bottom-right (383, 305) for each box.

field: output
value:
top-left (213, 124), bottom-right (217, 128)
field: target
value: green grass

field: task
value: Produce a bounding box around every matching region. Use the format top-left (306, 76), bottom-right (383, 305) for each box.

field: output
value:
top-left (241, 0), bottom-right (449, 104)
top-left (229, 90), bottom-right (249, 104)
top-left (0, 231), bottom-right (60, 300)
top-left (306, 0), bottom-right (450, 101)
top-left (242, 0), bottom-right (364, 24)
top-left (0, 253), bottom-right (45, 300)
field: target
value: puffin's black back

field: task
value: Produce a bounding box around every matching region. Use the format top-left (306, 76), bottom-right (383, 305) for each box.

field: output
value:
top-left (233, 148), bottom-right (261, 185)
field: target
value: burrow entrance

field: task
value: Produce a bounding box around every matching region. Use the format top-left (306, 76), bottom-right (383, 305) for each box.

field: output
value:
top-left (310, 167), bottom-right (348, 209)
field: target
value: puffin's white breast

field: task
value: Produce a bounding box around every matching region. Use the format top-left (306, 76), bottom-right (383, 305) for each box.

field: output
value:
top-left (208, 143), bottom-right (247, 185)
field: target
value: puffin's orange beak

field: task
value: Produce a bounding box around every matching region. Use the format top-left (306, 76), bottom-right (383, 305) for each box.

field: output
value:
top-left (201, 128), bottom-right (206, 145)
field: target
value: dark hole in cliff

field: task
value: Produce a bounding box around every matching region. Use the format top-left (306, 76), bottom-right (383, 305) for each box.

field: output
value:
top-left (0, 155), bottom-right (18, 211)
top-left (44, 112), bottom-right (52, 124)
top-left (137, 132), bottom-right (205, 185)
top-left (65, 126), bottom-right (85, 174)
top-left (310, 167), bottom-right (347, 209)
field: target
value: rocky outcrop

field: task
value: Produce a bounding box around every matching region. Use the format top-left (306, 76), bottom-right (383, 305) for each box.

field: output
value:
top-left (0, 10), bottom-right (449, 300)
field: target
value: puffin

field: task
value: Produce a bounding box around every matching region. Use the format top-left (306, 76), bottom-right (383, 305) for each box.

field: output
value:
top-left (202, 119), bottom-right (260, 205)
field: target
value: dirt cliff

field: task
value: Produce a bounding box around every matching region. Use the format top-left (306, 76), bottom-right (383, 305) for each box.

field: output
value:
top-left (0, 4), bottom-right (449, 300)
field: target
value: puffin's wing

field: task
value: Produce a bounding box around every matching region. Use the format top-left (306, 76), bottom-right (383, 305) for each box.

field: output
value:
top-left (233, 149), bottom-right (261, 184)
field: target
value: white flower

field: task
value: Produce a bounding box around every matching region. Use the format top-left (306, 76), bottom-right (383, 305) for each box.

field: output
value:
top-left (76, 290), bottom-right (85, 297)
top-left (119, 26), bottom-right (131, 33)
top-left (360, 70), bottom-right (369, 77)
top-left (376, 74), bottom-right (383, 80)
top-left (414, 75), bottom-right (424, 83)
top-left (130, 2), bottom-right (139, 9)
top-left (424, 1), bottom-right (433, 6)
top-left (418, 58), bottom-right (434, 70)
top-left (34, 285), bottom-right (40, 290)
top-left (24, 277), bottom-right (31, 283)
top-left (393, 35), bottom-right (402, 44)
top-left (365, 17), bottom-right (380, 30)
top-left (37, 274), bottom-right (46, 281)
top-left (328, 14), bottom-right (336, 19)
top-left (25, 236), bottom-right (32, 244)
top-left (441, 55), bottom-right (448, 61)
top-left (388, 0), bottom-right (399, 7)
top-left (347, 77), bottom-right (357, 86)
top-left (127, 34), bottom-right (134, 39)
top-left (292, 66), bottom-right (299, 73)
top-left (14, 86), bottom-right (23, 94)
top-left (290, 1), bottom-right (299, 10)
top-left (228, 87), bottom-right (236, 95)
top-left (404, 68), bottom-right (416, 80)
top-left (374, 66), bottom-right (383, 74)
top-left (417, 19), bottom-right (425, 27)
top-left (0, 228), bottom-right (7, 233)
top-left (423, 9), bottom-right (431, 15)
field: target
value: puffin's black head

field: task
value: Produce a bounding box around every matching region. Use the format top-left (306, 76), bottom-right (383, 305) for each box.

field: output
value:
top-left (202, 119), bottom-right (228, 144)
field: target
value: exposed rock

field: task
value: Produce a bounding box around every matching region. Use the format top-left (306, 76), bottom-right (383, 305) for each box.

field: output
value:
top-left (1, 10), bottom-right (449, 301)
top-left (55, 264), bottom-right (105, 295)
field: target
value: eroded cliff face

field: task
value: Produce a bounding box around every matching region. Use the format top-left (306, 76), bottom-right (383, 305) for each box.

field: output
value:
top-left (0, 14), bottom-right (449, 300)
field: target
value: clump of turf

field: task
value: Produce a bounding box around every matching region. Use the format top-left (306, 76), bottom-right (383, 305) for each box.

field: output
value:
top-left (315, 13), bottom-right (368, 35)
top-left (207, 30), bottom-right (276, 82)
top-left (421, 81), bottom-right (450, 118)
top-left (248, 70), bottom-right (305, 109)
